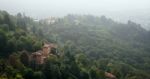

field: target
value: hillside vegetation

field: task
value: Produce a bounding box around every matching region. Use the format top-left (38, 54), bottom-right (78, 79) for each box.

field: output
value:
top-left (0, 11), bottom-right (150, 79)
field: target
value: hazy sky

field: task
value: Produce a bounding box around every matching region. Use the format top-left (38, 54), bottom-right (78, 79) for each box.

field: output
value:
top-left (0, 0), bottom-right (150, 19)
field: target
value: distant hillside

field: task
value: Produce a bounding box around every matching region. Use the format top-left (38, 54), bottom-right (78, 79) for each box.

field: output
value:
top-left (105, 10), bottom-right (150, 30)
top-left (40, 14), bottom-right (150, 77)
top-left (0, 11), bottom-right (150, 79)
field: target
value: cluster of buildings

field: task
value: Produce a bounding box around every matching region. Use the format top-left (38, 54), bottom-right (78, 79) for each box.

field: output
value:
top-left (30, 42), bottom-right (57, 64)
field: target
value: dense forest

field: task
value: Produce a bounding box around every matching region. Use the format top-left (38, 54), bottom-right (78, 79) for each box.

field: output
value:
top-left (0, 10), bottom-right (150, 79)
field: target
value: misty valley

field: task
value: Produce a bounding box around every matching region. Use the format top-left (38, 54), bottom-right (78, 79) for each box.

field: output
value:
top-left (0, 10), bottom-right (150, 79)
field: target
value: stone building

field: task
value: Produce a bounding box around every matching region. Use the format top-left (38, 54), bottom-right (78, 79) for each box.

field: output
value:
top-left (30, 42), bottom-right (57, 64)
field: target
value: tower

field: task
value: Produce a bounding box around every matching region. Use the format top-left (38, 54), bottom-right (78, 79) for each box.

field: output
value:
top-left (42, 43), bottom-right (51, 57)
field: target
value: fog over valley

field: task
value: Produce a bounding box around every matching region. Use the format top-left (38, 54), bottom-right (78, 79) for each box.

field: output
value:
top-left (0, 0), bottom-right (150, 79)
top-left (0, 0), bottom-right (150, 29)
